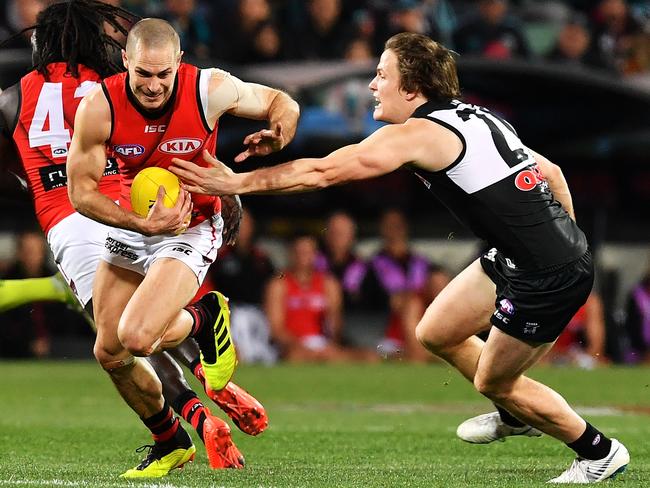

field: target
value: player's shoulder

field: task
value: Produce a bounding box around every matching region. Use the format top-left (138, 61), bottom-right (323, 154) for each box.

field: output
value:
top-left (0, 83), bottom-right (20, 135)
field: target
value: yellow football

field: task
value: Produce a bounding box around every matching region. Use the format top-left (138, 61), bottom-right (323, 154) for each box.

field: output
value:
top-left (130, 167), bottom-right (180, 217)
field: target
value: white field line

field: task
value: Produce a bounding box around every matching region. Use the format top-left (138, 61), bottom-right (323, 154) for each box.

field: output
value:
top-left (0, 480), bottom-right (200, 488)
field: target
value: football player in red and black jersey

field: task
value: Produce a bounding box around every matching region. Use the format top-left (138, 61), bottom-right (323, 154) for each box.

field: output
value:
top-left (0, 0), bottom-right (269, 477)
top-left (67, 14), bottom-right (299, 479)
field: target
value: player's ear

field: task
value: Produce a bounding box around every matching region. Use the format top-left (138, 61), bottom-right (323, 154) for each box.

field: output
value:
top-left (177, 50), bottom-right (184, 65)
top-left (121, 49), bottom-right (129, 69)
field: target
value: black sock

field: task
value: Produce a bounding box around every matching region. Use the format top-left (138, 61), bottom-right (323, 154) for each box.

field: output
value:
top-left (172, 390), bottom-right (207, 442)
top-left (143, 402), bottom-right (180, 444)
top-left (495, 405), bottom-right (526, 428)
top-left (185, 293), bottom-right (221, 363)
top-left (567, 423), bottom-right (612, 460)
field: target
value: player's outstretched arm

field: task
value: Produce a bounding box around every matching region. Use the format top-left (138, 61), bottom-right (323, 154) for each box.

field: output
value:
top-left (171, 122), bottom-right (428, 196)
top-left (68, 89), bottom-right (191, 236)
top-left (529, 149), bottom-right (576, 221)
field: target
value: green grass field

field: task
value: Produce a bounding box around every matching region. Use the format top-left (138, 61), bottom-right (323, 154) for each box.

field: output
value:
top-left (0, 361), bottom-right (647, 487)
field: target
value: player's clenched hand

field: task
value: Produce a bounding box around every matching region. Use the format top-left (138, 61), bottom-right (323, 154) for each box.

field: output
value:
top-left (234, 123), bottom-right (284, 163)
top-left (170, 150), bottom-right (241, 196)
top-left (141, 185), bottom-right (193, 236)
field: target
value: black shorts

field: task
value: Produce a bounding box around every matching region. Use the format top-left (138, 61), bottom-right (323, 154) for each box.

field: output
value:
top-left (480, 248), bottom-right (594, 343)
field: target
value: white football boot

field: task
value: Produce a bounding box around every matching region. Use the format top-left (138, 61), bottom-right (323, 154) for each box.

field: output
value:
top-left (456, 412), bottom-right (542, 444)
top-left (547, 438), bottom-right (629, 484)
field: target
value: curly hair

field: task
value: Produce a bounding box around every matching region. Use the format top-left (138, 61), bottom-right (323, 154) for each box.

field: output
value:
top-left (2, 0), bottom-right (139, 79)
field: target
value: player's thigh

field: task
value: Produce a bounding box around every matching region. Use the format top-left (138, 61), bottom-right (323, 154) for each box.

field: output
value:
top-left (119, 257), bottom-right (200, 340)
top-left (417, 258), bottom-right (496, 348)
top-left (92, 261), bottom-right (142, 357)
top-left (475, 327), bottom-right (553, 389)
top-left (47, 212), bottom-right (109, 307)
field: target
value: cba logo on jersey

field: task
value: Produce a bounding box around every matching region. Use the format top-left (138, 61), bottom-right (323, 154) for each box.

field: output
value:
top-left (158, 138), bottom-right (203, 155)
top-left (114, 144), bottom-right (145, 158)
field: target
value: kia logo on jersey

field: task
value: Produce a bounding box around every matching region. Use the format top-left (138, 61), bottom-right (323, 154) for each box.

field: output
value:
top-left (114, 144), bottom-right (145, 157)
top-left (158, 138), bottom-right (203, 155)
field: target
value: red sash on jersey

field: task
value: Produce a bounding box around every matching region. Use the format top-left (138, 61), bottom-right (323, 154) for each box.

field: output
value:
top-left (102, 63), bottom-right (221, 227)
top-left (284, 271), bottom-right (327, 339)
top-left (13, 63), bottom-right (120, 234)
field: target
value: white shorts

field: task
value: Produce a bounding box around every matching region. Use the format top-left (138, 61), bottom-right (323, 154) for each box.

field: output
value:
top-left (101, 214), bottom-right (223, 285)
top-left (300, 335), bottom-right (329, 351)
top-left (47, 212), bottom-right (110, 306)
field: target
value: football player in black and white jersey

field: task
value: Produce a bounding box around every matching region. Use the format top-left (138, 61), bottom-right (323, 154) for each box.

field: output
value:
top-left (170, 32), bottom-right (629, 483)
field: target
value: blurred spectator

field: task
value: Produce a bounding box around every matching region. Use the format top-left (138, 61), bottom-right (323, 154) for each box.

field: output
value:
top-left (265, 234), bottom-right (375, 362)
top-left (546, 14), bottom-right (612, 72)
top-left (401, 264), bottom-right (452, 362)
top-left (208, 208), bottom-right (277, 363)
top-left (286, 0), bottom-right (358, 60)
top-left (315, 211), bottom-right (367, 311)
top-left (590, 0), bottom-right (645, 75)
top-left (163, 0), bottom-right (211, 60)
top-left (452, 0), bottom-right (531, 59)
top-left (0, 231), bottom-right (53, 357)
top-left (0, 0), bottom-right (48, 49)
top-left (623, 263), bottom-right (650, 363)
top-left (546, 291), bottom-right (608, 368)
top-left (359, 209), bottom-right (430, 358)
top-left (212, 0), bottom-right (284, 64)
top-left (344, 37), bottom-right (374, 62)
top-left (386, 0), bottom-right (442, 40)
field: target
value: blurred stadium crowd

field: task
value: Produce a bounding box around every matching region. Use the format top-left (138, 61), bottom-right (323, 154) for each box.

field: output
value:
top-left (2, 206), bottom-right (650, 371)
top-left (0, 0), bottom-right (649, 367)
top-left (1, 0), bottom-right (649, 77)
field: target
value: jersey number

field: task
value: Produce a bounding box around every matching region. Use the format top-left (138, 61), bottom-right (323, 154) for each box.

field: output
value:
top-left (28, 80), bottom-right (98, 158)
top-left (456, 107), bottom-right (528, 168)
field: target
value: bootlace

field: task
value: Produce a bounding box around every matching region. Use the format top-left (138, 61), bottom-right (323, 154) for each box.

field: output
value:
top-left (133, 444), bottom-right (164, 470)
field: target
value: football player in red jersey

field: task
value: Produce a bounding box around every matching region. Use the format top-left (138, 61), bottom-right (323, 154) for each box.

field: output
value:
top-left (0, 0), bottom-right (270, 476)
top-left (67, 16), bottom-right (299, 478)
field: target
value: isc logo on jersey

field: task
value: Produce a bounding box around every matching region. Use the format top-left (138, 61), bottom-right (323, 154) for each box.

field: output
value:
top-left (158, 138), bottom-right (203, 155)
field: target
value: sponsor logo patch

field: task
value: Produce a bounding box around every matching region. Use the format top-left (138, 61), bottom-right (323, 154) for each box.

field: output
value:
top-left (158, 138), bottom-right (203, 155)
top-left (523, 322), bottom-right (539, 335)
top-left (39, 160), bottom-right (118, 191)
top-left (499, 298), bottom-right (515, 315)
top-left (114, 144), bottom-right (145, 158)
top-left (105, 237), bottom-right (138, 261)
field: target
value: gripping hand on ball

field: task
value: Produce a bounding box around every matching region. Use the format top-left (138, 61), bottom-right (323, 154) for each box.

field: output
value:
top-left (142, 185), bottom-right (193, 235)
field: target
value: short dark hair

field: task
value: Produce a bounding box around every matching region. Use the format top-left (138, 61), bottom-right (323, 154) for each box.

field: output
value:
top-left (385, 32), bottom-right (460, 102)
top-left (6, 0), bottom-right (139, 79)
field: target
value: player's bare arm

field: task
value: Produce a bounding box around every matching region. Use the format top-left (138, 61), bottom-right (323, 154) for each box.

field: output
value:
top-left (68, 88), bottom-right (191, 235)
top-left (529, 149), bottom-right (576, 221)
top-left (170, 117), bottom-right (459, 196)
top-left (204, 69), bottom-right (300, 162)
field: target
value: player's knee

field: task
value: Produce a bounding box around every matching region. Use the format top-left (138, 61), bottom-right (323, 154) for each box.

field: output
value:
top-left (473, 373), bottom-right (512, 402)
top-left (93, 342), bottom-right (135, 373)
top-left (415, 321), bottom-right (447, 353)
top-left (117, 328), bottom-right (156, 357)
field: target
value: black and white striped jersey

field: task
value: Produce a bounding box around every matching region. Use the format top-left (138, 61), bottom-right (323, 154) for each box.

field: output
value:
top-left (410, 99), bottom-right (587, 271)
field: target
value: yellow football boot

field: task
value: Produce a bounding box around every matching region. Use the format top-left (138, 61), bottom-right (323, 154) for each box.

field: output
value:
top-left (197, 291), bottom-right (237, 392)
top-left (120, 428), bottom-right (196, 479)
